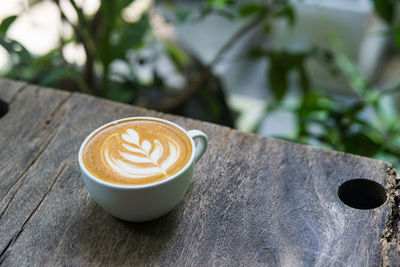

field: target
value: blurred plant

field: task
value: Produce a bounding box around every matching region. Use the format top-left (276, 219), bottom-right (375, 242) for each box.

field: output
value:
top-left (241, 0), bottom-right (400, 167)
top-left (174, 0), bottom-right (400, 166)
top-left (0, 0), bottom-right (237, 126)
top-left (1, 0), bottom-right (400, 166)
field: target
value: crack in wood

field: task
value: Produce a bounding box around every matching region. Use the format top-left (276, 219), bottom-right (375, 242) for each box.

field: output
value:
top-left (47, 92), bottom-right (72, 123)
top-left (7, 83), bottom-right (27, 104)
top-left (381, 166), bottom-right (400, 266)
top-left (0, 93), bottom-right (73, 216)
top-left (0, 164), bottom-right (67, 264)
top-left (0, 227), bottom-right (19, 264)
top-left (35, 92), bottom-right (72, 139)
top-left (0, 131), bottom-right (58, 220)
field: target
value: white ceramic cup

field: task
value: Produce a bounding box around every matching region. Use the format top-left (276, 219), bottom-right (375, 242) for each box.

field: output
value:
top-left (78, 117), bottom-right (208, 222)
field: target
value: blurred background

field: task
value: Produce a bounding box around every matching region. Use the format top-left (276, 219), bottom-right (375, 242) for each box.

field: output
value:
top-left (1, 0), bottom-right (400, 167)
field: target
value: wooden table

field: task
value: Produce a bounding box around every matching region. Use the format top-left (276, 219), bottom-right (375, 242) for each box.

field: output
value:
top-left (0, 79), bottom-right (399, 266)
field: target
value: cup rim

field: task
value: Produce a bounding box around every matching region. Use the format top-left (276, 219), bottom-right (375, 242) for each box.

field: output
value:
top-left (78, 116), bottom-right (196, 189)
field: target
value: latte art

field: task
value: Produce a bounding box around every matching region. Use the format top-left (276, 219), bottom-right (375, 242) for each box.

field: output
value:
top-left (102, 129), bottom-right (180, 178)
top-left (82, 119), bottom-right (192, 185)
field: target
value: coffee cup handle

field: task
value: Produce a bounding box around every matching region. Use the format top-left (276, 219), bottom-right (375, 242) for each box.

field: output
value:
top-left (187, 130), bottom-right (208, 163)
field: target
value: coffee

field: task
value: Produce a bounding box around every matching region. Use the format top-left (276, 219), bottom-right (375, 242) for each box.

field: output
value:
top-left (82, 118), bottom-right (192, 186)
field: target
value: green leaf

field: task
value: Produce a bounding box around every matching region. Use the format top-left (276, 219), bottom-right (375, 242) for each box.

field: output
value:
top-left (40, 68), bottom-right (92, 94)
top-left (0, 36), bottom-right (32, 64)
top-left (266, 51), bottom-right (309, 101)
top-left (372, 0), bottom-right (394, 24)
top-left (206, 0), bottom-right (235, 10)
top-left (100, 0), bottom-right (119, 22)
top-left (0, 15), bottom-right (17, 35)
top-left (175, 9), bottom-right (192, 23)
top-left (164, 41), bottom-right (189, 71)
top-left (343, 132), bottom-right (381, 157)
top-left (119, 0), bottom-right (136, 12)
top-left (394, 24), bottom-right (400, 50)
top-left (297, 92), bottom-right (332, 119)
top-left (262, 23), bottom-right (271, 34)
top-left (201, 89), bottom-right (222, 118)
top-left (100, 0), bottom-right (136, 25)
top-left (40, 68), bottom-right (76, 85)
top-left (239, 3), bottom-right (264, 17)
top-left (333, 41), bottom-right (379, 104)
top-left (268, 59), bottom-right (288, 101)
top-left (248, 47), bottom-right (266, 60)
top-left (275, 4), bottom-right (296, 26)
top-left (298, 65), bottom-right (310, 96)
top-left (97, 8), bottom-right (148, 67)
top-left (110, 15), bottom-right (149, 61)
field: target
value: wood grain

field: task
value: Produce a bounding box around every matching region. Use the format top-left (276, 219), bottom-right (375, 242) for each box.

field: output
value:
top-left (0, 82), bottom-right (70, 198)
top-left (0, 81), bottom-right (398, 266)
top-left (0, 81), bottom-right (71, 259)
top-left (0, 78), bottom-right (26, 103)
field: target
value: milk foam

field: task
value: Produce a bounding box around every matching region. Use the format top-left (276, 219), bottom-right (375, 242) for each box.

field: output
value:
top-left (101, 128), bottom-right (181, 178)
top-left (82, 119), bottom-right (192, 185)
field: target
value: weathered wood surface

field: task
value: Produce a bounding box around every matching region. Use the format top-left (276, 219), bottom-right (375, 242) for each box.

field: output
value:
top-left (0, 78), bottom-right (399, 266)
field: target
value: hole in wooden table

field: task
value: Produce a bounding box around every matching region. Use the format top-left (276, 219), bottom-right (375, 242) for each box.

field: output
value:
top-left (0, 98), bottom-right (9, 118)
top-left (338, 179), bottom-right (387, 210)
